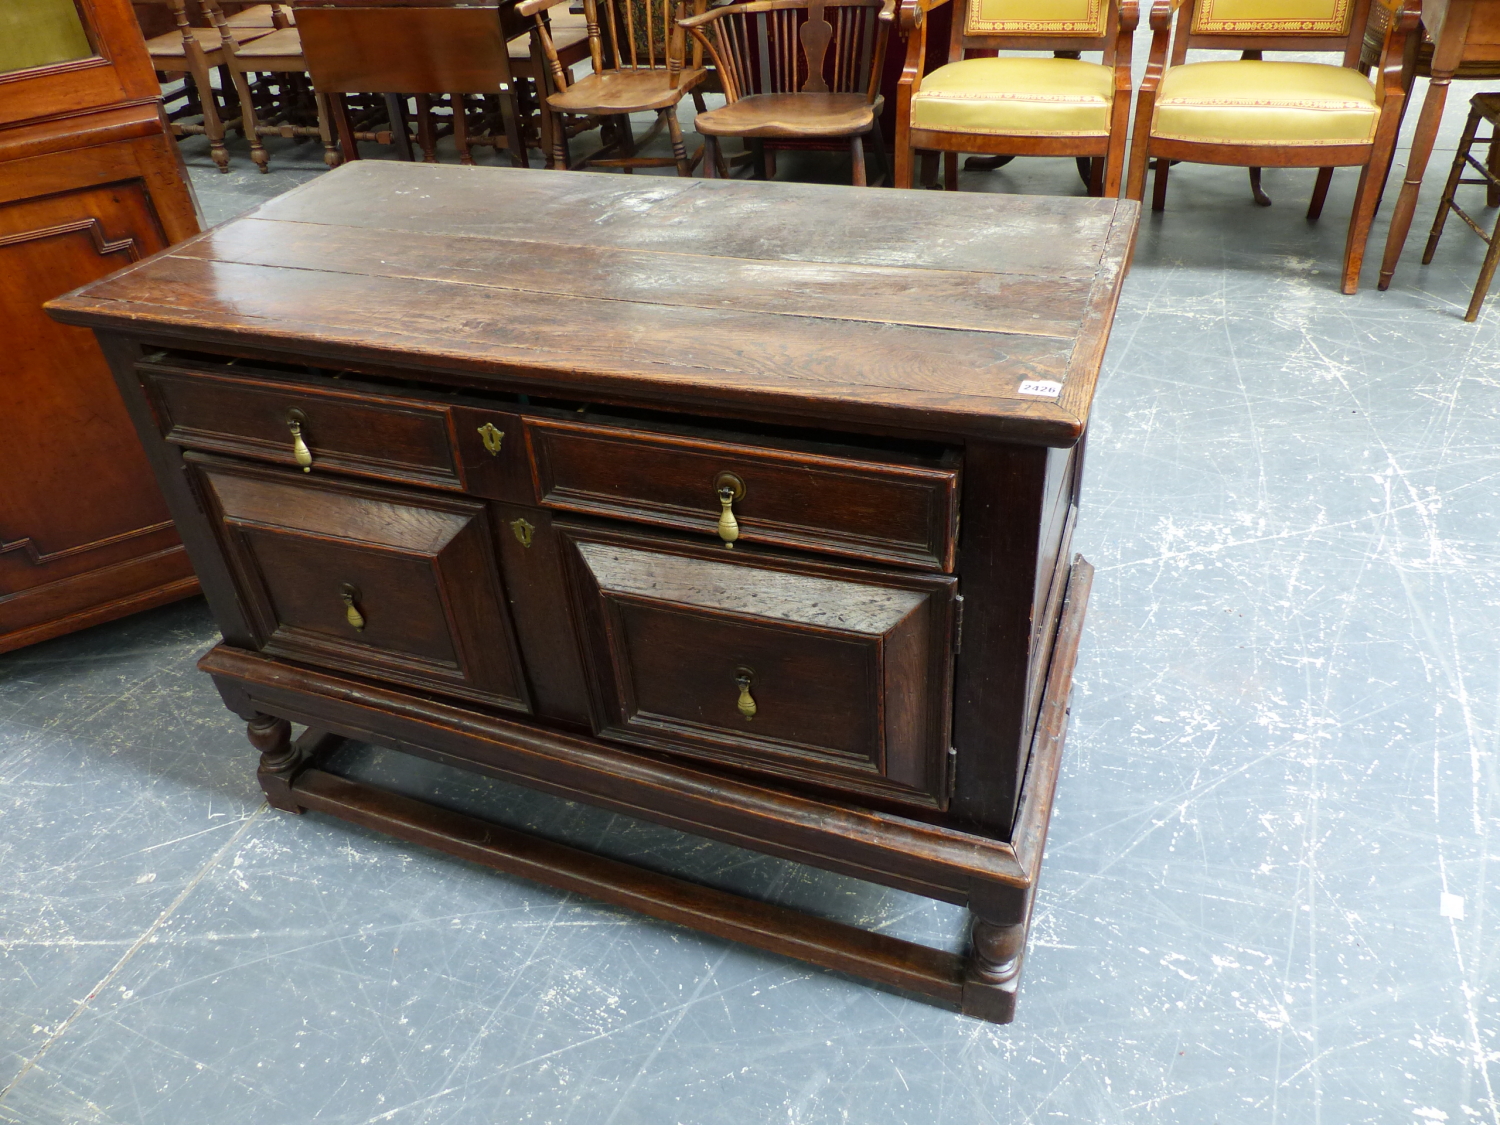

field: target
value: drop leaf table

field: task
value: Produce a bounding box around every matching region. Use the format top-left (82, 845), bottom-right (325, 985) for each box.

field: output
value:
top-left (48, 162), bottom-right (1137, 1023)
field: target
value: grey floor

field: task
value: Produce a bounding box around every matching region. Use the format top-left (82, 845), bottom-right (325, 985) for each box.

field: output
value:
top-left (3, 59), bottom-right (1500, 1124)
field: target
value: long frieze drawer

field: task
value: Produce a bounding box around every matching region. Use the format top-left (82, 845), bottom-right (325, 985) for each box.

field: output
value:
top-left (560, 527), bottom-right (957, 809)
top-left (140, 364), bottom-right (464, 489)
top-left (189, 454), bottom-right (531, 713)
top-left (526, 418), bottom-right (959, 571)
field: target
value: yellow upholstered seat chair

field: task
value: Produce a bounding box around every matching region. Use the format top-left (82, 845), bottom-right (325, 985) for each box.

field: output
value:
top-left (1125, 0), bottom-right (1417, 293)
top-left (894, 0), bottom-right (1136, 195)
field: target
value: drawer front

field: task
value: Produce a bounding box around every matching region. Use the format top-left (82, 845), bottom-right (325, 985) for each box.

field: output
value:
top-left (527, 419), bottom-right (959, 571)
top-left (142, 365), bottom-right (464, 489)
top-left (560, 526), bottom-right (957, 808)
top-left (191, 455), bottom-right (529, 712)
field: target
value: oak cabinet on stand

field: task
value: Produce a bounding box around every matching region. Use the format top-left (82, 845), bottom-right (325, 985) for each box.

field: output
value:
top-left (1, 0), bottom-right (201, 653)
top-left (49, 162), bottom-right (1137, 1022)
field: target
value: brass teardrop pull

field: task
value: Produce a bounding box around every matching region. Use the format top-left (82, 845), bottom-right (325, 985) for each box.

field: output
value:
top-left (340, 582), bottom-right (365, 631)
top-left (734, 667), bottom-right (756, 720)
top-left (287, 409), bottom-right (312, 472)
top-left (713, 471), bottom-right (745, 549)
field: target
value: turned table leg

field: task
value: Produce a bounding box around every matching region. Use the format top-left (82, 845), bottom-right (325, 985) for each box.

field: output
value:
top-left (248, 713), bottom-right (306, 814)
top-left (960, 890), bottom-right (1036, 1023)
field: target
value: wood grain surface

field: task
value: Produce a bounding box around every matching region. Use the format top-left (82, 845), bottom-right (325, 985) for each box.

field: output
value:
top-left (48, 162), bottom-right (1138, 446)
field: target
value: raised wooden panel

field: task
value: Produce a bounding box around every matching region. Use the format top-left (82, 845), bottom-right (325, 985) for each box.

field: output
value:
top-left (141, 362), bottom-right (466, 489)
top-left (560, 525), bottom-right (957, 809)
top-left (527, 417), bottom-right (960, 571)
top-left (0, 184), bottom-right (177, 602)
top-left (193, 454), bottom-right (531, 713)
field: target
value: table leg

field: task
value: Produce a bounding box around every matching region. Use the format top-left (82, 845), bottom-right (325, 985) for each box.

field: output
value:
top-left (384, 94), bottom-right (415, 162)
top-left (1378, 72), bottom-right (1454, 290)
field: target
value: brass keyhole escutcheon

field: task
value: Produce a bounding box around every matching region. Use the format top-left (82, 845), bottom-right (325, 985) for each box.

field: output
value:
top-left (287, 409), bottom-right (312, 472)
top-left (510, 517), bottom-right (535, 548)
top-left (477, 422), bottom-right (505, 456)
top-left (714, 471), bottom-right (745, 549)
top-left (734, 666), bottom-right (756, 720)
top-left (339, 582), bottom-right (365, 631)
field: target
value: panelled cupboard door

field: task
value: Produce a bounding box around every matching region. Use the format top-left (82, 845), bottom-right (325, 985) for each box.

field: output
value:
top-left (559, 526), bottom-right (958, 809)
top-left (189, 454), bottom-right (530, 713)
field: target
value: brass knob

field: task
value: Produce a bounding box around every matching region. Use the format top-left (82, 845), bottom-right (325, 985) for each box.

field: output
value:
top-left (287, 409), bottom-right (312, 472)
top-left (734, 667), bottom-right (756, 720)
top-left (714, 471), bottom-right (745, 549)
top-left (339, 582), bottom-right (365, 631)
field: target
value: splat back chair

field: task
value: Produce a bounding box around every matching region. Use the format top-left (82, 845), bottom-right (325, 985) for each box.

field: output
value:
top-left (893, 0), bottom-right (1137, 195)
top-left (680, 0), bottom-right (896, 185)
top-left (524, 0), bottom-right (709, 175)
top-left (1126, 0), bottom-right (1417, 293)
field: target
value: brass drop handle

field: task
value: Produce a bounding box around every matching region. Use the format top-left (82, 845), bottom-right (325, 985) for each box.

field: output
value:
top-left (287, 409), bottom-right (312, 472)
top-left (714, 471), bottom-right (745, 549)
top-left (734, 667), bottom-right (756, 720)
top-left (340, 582), bottom-right (365, 631)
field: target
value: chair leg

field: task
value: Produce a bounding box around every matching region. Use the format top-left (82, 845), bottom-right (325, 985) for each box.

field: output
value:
top-left (1342, 150), bottom-right (1395, 294)
top-left (453, 95), bottom-right (475, 166)
top-left (851, 135), bottom-right (868, 186)
top-left (330, 92), bottom-right (359, 163)
top-left (750, 139), bottom-right (768, 180)
top-left (552, 111), bottom-right (570, 170)
top-left (942, 151), bottom-right (957, 191)
top-left (1151, 156), bottom-right (1170, 212)
top-left (1308, 167), bottom-right (1334, 220)
top-left (415, 94), bottom-right (438, 162)
top-left (1488, 129), bottom-right (1500, 209)
top-left (617, 115), bottom-right (637, 172)
top-left (895, 142), bottom-right (913, 189)
top-left (231, 68), bottom-right (269, 173)
top-left (1249, 166), bottom-right (1271, 206)
top-left (918, 150), bottom-right (938, 189)
top-left (702, 134), bottom-right (718, 178)
top-left (1086, 157), bottom-right (1104, 197)
top-left (314, 91), bottom-right (341, 168)
top-left (1424, 107), bottom-right (1483, 264)
top-left (191, 63), bottom-right (231, 172)
top-left (1464, 218), bottom-right (1500, 321)
top-left (383, 94), bottom-right (415, 162)
top-left (667, 109), bottom-right (691, 177)
top-left (870, 117), bottom-right (890, 186)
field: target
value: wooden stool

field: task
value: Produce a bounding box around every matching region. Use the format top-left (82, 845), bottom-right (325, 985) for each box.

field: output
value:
top-left (1423, 93), bottom-right (1500, 322)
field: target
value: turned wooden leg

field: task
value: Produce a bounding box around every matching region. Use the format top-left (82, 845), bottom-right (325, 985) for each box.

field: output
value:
top-left (249, 713), bottom-right (305, 814)
top-left (667, 109), bottom-right (691, 178)
top-left (852, 135), bottom-right (869, 187)
top-left (1379, 73), bottom-right (1452, 290)
top-left (314, 91), bottom-right (341, 168)
top-left (1424, 107), bottom-right (1480, 265)
top-left (961, 888), bottom-right (1035, 1024)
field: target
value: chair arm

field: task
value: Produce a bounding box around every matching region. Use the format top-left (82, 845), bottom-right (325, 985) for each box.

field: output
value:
top-left (1373, 0), bottom-right (1418, 102)
top-left (899, 0), bottom-right (950, 35)
top-left (1113, 0), bottom-right (1137, 87)
top-left (1137, 0), bottom-right (1173, 94)
top-left (516, 0), bottom-right (568, 21)
top-left (878, 0), bottom-right (897, 23)
top-left (677, 4), bottom-right (727, 29)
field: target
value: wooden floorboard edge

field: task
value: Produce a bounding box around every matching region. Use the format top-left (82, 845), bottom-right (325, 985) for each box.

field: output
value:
top-left (290, 765), bottom-right (967, 1008)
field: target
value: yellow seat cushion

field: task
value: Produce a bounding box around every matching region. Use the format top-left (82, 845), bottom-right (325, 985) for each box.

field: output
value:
top-left (910, 57), bottom-right (1112, 137)
top-left (1153, 60), bottom-right (1378, 145)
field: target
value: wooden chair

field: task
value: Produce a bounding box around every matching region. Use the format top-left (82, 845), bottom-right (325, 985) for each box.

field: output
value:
top-left (525, 0), bottom-right (710, 175)
top-left (207, 0), bottom-right (338, 171)
top-left (223, 2), bottom-right (293, 29)
top-left (141, 0), bottom-right (274, 171)
top-left (892, 0), bottom-right (1136, 196)
top-left (1421, 91), bottom-right (1500, 321)
top-left (293, 0), bottom-right (543, 166)
top-left (680, 0), bottom-right (895, 185)
top-left (1126, 0), bottom-right (1417, 293)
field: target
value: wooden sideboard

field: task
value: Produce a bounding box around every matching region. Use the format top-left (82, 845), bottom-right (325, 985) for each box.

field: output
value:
top-left (49, 162), bottom-right (1137, 1022)
top-left (1, 0), bottom-right (201, 653)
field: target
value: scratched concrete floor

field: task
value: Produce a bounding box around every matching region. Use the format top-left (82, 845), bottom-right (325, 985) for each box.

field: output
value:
top-left (2, 70), bottom-right (1499, 1125)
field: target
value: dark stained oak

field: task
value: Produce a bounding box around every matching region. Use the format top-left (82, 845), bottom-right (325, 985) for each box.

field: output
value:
top-left (47, 162), bottom-right (1131, 1023)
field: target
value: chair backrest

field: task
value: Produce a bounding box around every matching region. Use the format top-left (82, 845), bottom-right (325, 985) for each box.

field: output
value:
top-left (1165, 0), bottom-right (1374, 64)
top-left (583, 0), bottom-right (701, 73)
top-left (684, 0), bottom-right (892, 102)
top-left (948, 0), bottom-right (1123, 62)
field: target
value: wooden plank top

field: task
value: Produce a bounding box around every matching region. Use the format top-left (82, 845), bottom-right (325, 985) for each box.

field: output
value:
top-left (48, 162), bottom-right (1139, 445)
